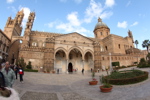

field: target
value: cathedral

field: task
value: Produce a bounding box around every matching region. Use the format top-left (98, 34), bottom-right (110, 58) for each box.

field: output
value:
top-left (0, 10), bottom-right (145, 73)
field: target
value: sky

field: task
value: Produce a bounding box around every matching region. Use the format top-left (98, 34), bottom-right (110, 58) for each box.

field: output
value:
top-left (0, 0), bottom-right (150, 50)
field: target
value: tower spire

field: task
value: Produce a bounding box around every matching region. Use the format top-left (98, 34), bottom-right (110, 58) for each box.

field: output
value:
top-left (98, 17), bottom-right (102, 22)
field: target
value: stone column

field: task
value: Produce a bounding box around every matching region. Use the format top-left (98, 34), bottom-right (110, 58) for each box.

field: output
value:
top-left (66, 59), bottom-right (68, 73)
top-left (54, 59), bottom-right (55, 69)
top-left (82, 60), bottom-right (84, 68)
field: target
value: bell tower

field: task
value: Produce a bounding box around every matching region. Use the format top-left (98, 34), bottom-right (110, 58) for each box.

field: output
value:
top-left (128, 30), bottom-right (134, 43)
top-left (4, 9), bottom-right (24, 39)
top-left (21, 11), bottom-right (35, 48)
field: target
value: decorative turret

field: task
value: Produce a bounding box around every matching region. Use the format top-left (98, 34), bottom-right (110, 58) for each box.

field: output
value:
top-left (128, 30), bottom-right (134, 43)
top-left (15, 9), bottom-right (24, 26)
top-left (93, 17), bottom-right (110, 39)
top-left (4, 9), bottom-right (24, 39)
top-left (24, 12), bottom-right (35, 36)
top-left (21, 11), bottom-right (35, 48)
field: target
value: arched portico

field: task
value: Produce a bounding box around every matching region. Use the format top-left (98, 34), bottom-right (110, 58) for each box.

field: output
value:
top-left (68, 48), bottom-right (83, 72)
top-left (84, 51), bottom-right (94, 71)
top-left (54, 49), bottom-right (67, 73)
top-left (54, 46), bottom-right (94, 73)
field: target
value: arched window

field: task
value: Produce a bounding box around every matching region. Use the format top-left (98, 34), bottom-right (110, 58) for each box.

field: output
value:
top-left (105, 46), bottom-right (107, 51)
top-left (42, 43), bottom-right (45, 47)
top-left (101, 32), bottom-right (103, 35)
top-left (32, 42), bottom-right (37, 46)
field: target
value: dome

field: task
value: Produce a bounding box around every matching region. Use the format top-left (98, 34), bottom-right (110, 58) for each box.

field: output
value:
top-left (94, 17), bottom-right (108, 30)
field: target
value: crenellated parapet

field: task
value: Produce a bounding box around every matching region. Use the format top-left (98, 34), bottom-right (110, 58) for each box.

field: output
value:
top-left (31, 31), bottom-right (62, 37)
top-left (21, 46), bottom-right (45, 52)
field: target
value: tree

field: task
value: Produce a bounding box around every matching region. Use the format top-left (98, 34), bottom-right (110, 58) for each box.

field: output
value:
top-left (26, 61), bottom-right (32, 69)
top-left (142, 39), bottom-right (150, 52)
top-left (16, 57), bottom-right (26, 69)
top-left (135, 40), bottom-right (139, 48)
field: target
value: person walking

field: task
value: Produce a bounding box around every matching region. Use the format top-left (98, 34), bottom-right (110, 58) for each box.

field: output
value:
top-left (1, 61), bottom-right (15, 87)
top-left (82, 68), bottom-right (84, 74)
top-left (57, 69), bottom-right (59, 74)
top-left (14, 65), bottom-right (19, 79)
top-left (18, 65), bottom-right (24, 83)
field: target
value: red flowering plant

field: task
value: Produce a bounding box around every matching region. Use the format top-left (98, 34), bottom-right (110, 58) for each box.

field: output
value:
top-left (92, 71), bottom-right (97, 81)
top-left (92, 78), bottom-right (97, 81)
top-left (89, 71), bottom-right (98, 85)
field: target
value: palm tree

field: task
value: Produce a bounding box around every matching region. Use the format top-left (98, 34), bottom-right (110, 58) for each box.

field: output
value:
top-left (135, 40), bottom-right (139, 48)
top-left (142, 39), bottom-right (150, 52)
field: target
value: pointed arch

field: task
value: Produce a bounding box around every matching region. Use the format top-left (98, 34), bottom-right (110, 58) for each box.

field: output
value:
top-left (54, 47), bottom-right (67, 59)
top-left (68, 46), bottom-right (84, 60)
top-left (84, 49), bottom-right (94, 61)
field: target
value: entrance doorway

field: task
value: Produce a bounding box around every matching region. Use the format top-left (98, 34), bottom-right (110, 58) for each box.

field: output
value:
top-left (68, 63), bottom-right (73, 72)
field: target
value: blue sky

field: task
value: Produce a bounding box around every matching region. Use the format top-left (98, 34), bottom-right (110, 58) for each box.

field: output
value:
top-left (0, 0), bottom-right (150, 50)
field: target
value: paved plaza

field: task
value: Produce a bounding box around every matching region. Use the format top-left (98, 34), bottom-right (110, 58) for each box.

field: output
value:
top-left (13, 67), bottom-right (150, 100)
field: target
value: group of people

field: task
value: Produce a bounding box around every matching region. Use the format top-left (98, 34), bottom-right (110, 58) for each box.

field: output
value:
top-left (0, 61), bottom-right (23, 100)
top-left (0, 61), bottom-right (24, 98)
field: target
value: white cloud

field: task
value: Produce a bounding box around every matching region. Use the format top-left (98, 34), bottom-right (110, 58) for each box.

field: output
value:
top-left (84, 0), bottom-right (114, 23)
top-left (100, 11), bottom-right (113, 19)
top-left (84, 0), bottom-right (103, 23)
top-left (130, 21), bottom-right (138, 26)
top-left (126, 1), bottom-right (131, 7)
top-left (117, 21), bottom-right (128, 28)
top-left (56, 23), bottom-right (89, 36)
top-left (67, 12), bottom-right (81, 26)
top-left (6, 0), bottom-right (15, 3)
top-left (46, 21), bottom-right (59, 28)
top-left (47, 0), bottom-right (115, 35)
top-left (105, 0), bottom-right (115, 7)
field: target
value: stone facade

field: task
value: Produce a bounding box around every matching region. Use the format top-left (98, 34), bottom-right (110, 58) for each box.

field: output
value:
top-left (0, 10), bottom-right (147, 73)
top-left (0, 29), bottom-right (10, 63)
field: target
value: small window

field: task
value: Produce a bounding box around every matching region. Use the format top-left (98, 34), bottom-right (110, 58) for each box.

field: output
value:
top-left (102, 57), bottom-right (104, 60)
top-left (29, 19), bottom-right (32, 22)
top-left (42, 43), bottom-right (45, 47)
top-left (101, 32), bottom-right (103, 35)
top-left (118, 44), bottom-right (120, 49)
top-left (27, 25), bottom-right (30, 28)
top-left (95, 34), bottom-right (97, 37)
top-left (105, 46), bottom-right (107, 51)
top-left (32, 42), bottom-right (37, 46)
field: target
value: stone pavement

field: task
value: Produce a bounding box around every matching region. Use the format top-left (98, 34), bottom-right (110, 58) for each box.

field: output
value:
top-left (13, 67), bottom-right (150, 100)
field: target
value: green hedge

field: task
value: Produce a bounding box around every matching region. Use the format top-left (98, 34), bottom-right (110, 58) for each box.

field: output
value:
top-left (104, 71), bottom-right (148, 85)
top-left (24, 69), bottom-right (38, 72)
top-left (112, 62), bottom-right (120, 66)
top-left (137, 64), bottom-right (150, 68)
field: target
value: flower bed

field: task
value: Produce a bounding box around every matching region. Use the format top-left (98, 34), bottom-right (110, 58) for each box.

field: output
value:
top-left (104, 70), bottom-right (148, 85)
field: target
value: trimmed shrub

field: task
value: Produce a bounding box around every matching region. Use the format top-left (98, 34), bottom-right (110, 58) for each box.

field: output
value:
top-left (24, 69), bottom-right (38, 72)
top-left (112, 62), bottom-right (120, 66)
top-left (26, 61), bottom-right (32, 69)
top-left (104, 70), bottom-right (148, 85)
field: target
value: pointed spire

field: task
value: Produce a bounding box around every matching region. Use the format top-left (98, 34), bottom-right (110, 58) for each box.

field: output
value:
top-left (98, 17), bottom-right (102, 22)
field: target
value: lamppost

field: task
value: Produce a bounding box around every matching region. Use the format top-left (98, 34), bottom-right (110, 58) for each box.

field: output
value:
top-left (109, 53), bottom-right (113, 72)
